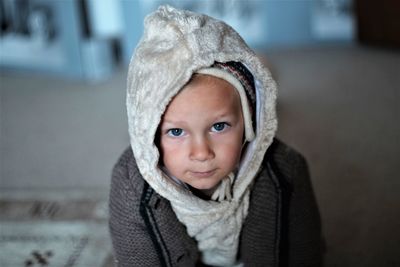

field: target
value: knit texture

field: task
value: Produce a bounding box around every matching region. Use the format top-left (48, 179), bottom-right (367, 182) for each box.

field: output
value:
top-left (126, 5), bottom-right (277, 266)
top-left (109, 139), bottom-right (324, 266)
top-left (213, 62), bottom-right (257, 110)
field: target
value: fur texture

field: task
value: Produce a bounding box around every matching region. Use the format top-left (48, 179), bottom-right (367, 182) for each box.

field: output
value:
top-left (126, 5), bottom-right (278, 266)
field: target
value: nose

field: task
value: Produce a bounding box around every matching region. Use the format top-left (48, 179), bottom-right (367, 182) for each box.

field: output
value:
top-left (189, 137), bottom-right (215, 161)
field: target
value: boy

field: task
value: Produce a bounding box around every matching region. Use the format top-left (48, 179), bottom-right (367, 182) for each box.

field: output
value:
top-left (109, 5), bottom-right (323, 267)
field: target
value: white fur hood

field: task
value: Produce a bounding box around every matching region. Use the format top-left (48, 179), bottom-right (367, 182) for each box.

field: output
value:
top-left (127, 4), bottom-right (277, 202)
top-left (126, 5), bottom-right (277, 265)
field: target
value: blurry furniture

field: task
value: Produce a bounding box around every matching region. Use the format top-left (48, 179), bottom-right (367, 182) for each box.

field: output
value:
top-left (355, 0), bottom-right (400, 47)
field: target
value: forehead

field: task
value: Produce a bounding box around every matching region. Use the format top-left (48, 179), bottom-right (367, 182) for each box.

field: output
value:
top-left (163, 74), bottom-right (242, 118)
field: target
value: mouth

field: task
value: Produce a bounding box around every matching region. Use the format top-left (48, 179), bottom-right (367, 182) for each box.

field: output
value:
top-left (189, 169), bottom-right (217, 178)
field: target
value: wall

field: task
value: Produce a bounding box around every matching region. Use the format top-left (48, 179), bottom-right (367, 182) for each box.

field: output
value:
top-left (1, 0), bottom-right (355, 78)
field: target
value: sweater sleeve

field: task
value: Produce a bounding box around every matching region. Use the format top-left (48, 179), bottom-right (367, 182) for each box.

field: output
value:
top-left (108, 148), bottom-right (161, 267)
top-left (286, 149), bottom-right (324, 266)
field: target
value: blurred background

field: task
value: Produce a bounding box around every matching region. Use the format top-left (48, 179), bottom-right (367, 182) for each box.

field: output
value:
top-left (0, 0), bottom-right (399, 266)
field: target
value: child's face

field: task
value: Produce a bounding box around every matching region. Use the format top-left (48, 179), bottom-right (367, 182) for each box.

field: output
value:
top-left (159, 75), bottom-right (244, 193)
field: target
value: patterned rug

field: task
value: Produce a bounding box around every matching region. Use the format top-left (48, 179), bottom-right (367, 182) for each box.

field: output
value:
top-left (0, 200), bottom-right (113, 267)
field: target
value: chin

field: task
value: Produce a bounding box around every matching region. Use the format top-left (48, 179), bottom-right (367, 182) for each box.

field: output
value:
top-left (190, 180), bottom-right (220, 191)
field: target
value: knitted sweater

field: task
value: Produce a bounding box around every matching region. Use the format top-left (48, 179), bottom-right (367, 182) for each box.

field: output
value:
top-left (109, 138), bottom-right (323, 266)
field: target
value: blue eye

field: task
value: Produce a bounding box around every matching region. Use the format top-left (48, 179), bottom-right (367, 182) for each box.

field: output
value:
top-left (167, 128), bottom-right (184, 137)
top-left (212, 122), bottom-right (229, 132)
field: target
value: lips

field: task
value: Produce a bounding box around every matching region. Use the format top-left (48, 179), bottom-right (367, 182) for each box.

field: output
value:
top-left (189, 169), bottom-right (217, 178)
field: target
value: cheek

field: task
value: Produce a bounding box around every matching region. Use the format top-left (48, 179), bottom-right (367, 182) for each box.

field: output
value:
top-left (160, 140), bottom-right (185, 169)
top-left (161, 139), bottom-right (183, 154)
top-left (216, 137), bottom-right (243, 166)
top-left (228, 144), bottom-right (243, 164)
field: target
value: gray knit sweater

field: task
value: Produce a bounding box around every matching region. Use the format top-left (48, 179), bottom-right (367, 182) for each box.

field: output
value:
top-left (109, 139), bottom-right (323, 266)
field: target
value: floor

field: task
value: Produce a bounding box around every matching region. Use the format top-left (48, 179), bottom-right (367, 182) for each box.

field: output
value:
top-left (267, 45), bottom-right (400, 266)
top-left (1, 44), bottom-right (399, 266)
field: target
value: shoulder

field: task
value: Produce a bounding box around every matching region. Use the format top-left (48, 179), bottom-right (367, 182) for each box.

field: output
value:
top-left (262, 138), bottom-right (308, 186)
top-left (111, 146), bottom-right (146, 196)
top-left (109, 146), bottom-right (149, 220)
top-left (259, 139), bottom-right (323, 265)
top-left (113, 146), bottom-right (135, 173)
top-left (110, 147), bottom-right (175, 218)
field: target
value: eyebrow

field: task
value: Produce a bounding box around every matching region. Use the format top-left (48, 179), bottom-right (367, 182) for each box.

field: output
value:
top-left (162, 112), bottom-right (234, 125)
top-left (215, 112), bottom-right (234, 120)
top-left (161, 119), bottom-right (188, 125)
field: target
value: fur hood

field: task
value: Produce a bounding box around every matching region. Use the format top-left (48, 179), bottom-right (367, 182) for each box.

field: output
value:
top-left (126, 5), bottom-right (277, 265)
top-left (127, 4), bottom-right (277, 203)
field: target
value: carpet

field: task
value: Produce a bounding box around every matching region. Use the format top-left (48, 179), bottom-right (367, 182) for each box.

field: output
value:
top-left (0, 200), bottom-right (113, 267)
